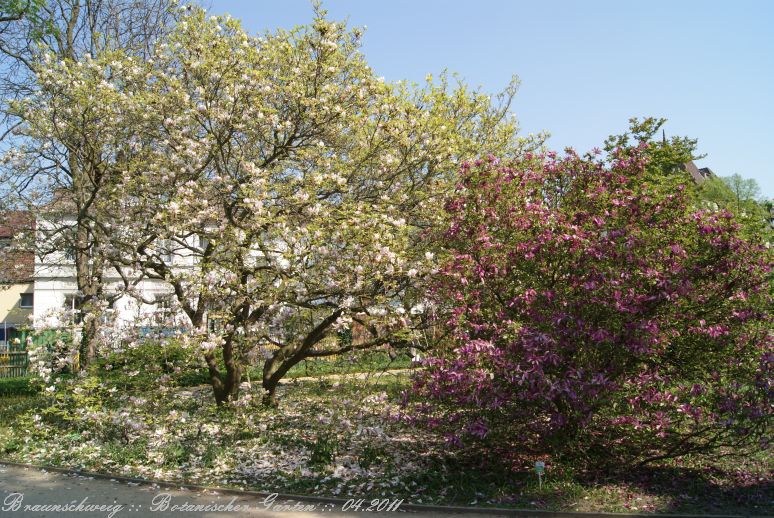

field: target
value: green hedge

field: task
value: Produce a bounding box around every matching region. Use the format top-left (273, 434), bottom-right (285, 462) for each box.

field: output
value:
top-left (0, 376), bottom-right (38, 397)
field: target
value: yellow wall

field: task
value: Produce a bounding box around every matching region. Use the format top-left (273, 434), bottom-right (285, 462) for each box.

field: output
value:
top-left (0, 283), bottom-right (33, 326)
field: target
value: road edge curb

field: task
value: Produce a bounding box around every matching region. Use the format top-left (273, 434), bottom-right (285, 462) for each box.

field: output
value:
top-left (0, 459), bottom-right (763, 518)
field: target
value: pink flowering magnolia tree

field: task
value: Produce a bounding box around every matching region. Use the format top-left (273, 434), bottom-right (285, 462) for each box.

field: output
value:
top-left (407, 146), bottom-right (772, 467)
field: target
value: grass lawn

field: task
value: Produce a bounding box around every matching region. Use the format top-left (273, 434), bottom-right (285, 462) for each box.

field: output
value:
top-left (0, 361), bottom-right (771, 515)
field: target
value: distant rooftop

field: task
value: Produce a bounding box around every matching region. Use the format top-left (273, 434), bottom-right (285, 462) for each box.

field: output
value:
top-left (42, 187), bottom-right (77, 213)
top-left (683, 161), bottom-right (715, 185)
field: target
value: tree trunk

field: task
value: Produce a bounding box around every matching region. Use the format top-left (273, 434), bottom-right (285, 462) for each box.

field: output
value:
top-left (78, 310), bottom-right (99, 368)
top-left (260, 340), bottom-right (320, 406)
top-left (261, 309), bottom-right (343, 407)
top-left (262, 381), bottom-right (278, 407)
top-left (206, 335), bottom-right (242, 405)
top-left (72, 157), bottom-right (103, 369)
top-left (261, 353), bottom-right (294, 407)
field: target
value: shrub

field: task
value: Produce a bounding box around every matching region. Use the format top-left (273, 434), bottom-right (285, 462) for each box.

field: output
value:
top-left (96, 339), bottom-right (205, 389)
top-left (27, 330), bottom-right (77, 381)
top-left (407, 146), bottom-right (772, 469)
top-left (0, 377), bottom-right (38, 397)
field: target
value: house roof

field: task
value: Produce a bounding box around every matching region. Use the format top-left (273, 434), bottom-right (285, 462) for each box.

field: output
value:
top-left (0, 211), bottom-right (33, 239)
top-left (0, 211), bottom-right (34, 284)
top-left (41, 187), bottom-right (77, 213)
top-left (683, 161), bottom-right (715, 185)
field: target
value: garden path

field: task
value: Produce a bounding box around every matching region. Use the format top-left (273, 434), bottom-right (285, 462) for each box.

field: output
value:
top-left (0, 464), bottom-right (509, 518)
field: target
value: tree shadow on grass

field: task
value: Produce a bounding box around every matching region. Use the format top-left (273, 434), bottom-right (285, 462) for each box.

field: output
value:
top-left (420, 454), bottom-right (772, 515)
top-left (598, 463), bottom-right (773, 515)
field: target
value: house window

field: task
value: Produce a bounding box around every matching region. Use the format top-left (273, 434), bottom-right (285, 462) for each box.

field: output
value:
top-left (19, 293), bottom-right (33, 308)
top-left (101, 309), bottom-right (116, 325)
top-left (159, 239), bottom-right (173, 263)
top-left (154, 294), bottom-right (174, 317)
top-left (207, 318), bottom-right (220, 333)
top-left (63, 294), bottom-right (84, 324)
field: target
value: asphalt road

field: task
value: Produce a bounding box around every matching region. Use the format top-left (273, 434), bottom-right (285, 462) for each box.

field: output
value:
top-left (0, 464), bottom-right (509, 518)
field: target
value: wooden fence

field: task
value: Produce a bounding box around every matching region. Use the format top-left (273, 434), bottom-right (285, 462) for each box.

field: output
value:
top-left (0, 344), bottom-right (28, 378)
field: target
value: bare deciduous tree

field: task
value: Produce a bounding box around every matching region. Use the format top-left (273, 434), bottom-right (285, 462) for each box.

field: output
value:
top-left (0, 0), bottom-right (179, 366)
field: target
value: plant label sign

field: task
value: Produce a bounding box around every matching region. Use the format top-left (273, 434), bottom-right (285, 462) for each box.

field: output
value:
top-left (534, 461), bottom-right (545, 474)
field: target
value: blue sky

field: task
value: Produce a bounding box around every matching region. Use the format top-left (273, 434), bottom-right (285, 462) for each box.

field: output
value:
top-left (210, 1), bottom-right (774, 197)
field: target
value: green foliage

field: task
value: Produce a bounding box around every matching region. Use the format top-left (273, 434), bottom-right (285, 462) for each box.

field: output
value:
top-left (175, 368), bottom-right (210, 387)
top-left (0, 0), bottom-right (44, 22)
top-left (604, 117), bottom-right (702, 181)
top-left (696, 174), bottom-right (772, 241)
top-left (336, 327), bottom-right (353, 347)
top-left (0, 376), bottom-right (37, 396)
top-left (0, 0), bottom-right (56, 40)
top-left (309, 433), bottom-right (339, 465)
top-left (722, 173), bottom-right (763, 203)
top-left (96, 339), bottom-right (204, 390)
top-left (357, 443), bottom-right (386, 469)
top-left (162, 442), bottom-right (192, 467)
top-left (607, 118), bottom-right (772, 242)
top-left (280, 350), bottom-right (412, 379)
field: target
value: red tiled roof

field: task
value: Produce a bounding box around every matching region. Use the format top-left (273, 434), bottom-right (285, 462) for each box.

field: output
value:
top-left (0, 211), bottom-right (33, 239)
top-left (0, 211), bottom-right (34, 283)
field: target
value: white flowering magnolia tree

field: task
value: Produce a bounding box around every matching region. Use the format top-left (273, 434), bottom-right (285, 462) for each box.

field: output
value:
top-left (17, 6), bottom-right (538, 405)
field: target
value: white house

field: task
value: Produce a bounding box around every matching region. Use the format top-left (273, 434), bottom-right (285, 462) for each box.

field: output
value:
top-left (32, 196), bottom-right (191, 331)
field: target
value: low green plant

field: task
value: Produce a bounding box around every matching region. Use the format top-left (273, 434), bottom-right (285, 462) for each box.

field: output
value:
top-left (0, 377), bottom-right (37, 396)
top-left (358, 444), bottom-right (385, 469)
top-left (97, 339), bottom-right (204, 390)
top-left (309, 434), bottom-right (339, 465)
